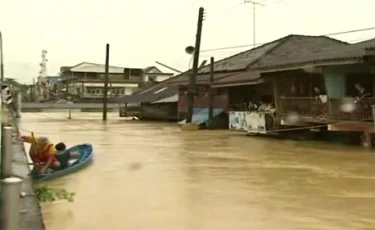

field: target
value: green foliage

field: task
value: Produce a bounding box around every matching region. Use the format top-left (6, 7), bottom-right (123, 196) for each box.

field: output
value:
top-left (34, 186), bottom-right (75, 203)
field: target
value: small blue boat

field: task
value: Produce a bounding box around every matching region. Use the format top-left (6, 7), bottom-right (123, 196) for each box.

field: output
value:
top-left (31, 143), bottom-right (94, 182)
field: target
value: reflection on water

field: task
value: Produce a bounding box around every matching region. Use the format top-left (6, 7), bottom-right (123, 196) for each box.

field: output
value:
top-left (19, 112), bottom-right (375, 230)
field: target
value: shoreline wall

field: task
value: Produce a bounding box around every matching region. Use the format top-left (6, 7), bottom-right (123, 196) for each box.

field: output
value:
top-left (8, 109), bottom-right (45, 230)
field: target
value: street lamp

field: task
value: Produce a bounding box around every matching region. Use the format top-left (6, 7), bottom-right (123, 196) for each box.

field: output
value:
top-left (185, 46), bottom-right (195, 55)
top-left (185, 46), bottom-right (195, 72)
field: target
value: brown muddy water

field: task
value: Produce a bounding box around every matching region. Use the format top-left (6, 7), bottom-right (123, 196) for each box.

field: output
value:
top-left (19, 112), bottom-right (375, 230)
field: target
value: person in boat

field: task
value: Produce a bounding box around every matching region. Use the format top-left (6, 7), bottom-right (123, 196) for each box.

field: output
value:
top-left (21, 135), bottom-right (61, 174)
top-left (54, 142), bottom-right (80, 169)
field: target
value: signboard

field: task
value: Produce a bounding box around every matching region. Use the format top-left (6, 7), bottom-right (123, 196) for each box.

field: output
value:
top-left (229, 111), bottom-right (247, 131)
top-left (245, 112), bottom-right (266, 134)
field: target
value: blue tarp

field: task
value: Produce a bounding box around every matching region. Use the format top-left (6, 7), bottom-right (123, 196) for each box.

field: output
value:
top-left (178, 108), bottom-right (225, 125)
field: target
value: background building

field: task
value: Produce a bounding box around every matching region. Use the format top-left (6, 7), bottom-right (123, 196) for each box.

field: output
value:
top-left (60, 62), bottom-right (174, 102)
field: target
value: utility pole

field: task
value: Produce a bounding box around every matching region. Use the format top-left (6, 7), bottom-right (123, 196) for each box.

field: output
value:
top-left (0, 31), bottom-right (4, 88)
top-left (186, 7), bottom-right (204, 123)
top-left (208, 57), bottom-right (214, 128)
top-left (0, 31), bottom-right (5, 115)
top-left (102, 43), bottom-right (110, 121)
top-left (244, 1), bottom-right (264, 48)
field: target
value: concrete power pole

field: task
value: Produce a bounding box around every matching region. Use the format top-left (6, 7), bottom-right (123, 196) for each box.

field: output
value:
top-left (102, 44), bottom-right (110, 121)
top-left (244, 1), bottom-right (264, 48)
top-left (0, 31), bottom-right (4, 88)
top-left (186, 7), bottom-right (205, 123)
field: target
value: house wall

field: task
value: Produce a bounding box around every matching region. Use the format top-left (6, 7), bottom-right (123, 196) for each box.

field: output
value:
top-left (177, 85), bottom-right (229, 113)
top-left (323, 63), bottom-right (375, 99)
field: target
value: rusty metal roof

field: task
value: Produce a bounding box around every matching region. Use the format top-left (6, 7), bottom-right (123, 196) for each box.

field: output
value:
top-left (167, 72), bottom-right (236, 84)
top-left (213, 71), bottom-right (261, 86)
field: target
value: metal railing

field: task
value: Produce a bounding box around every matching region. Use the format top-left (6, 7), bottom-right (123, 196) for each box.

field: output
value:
top-left (279, 97), bottom-right (374, 121)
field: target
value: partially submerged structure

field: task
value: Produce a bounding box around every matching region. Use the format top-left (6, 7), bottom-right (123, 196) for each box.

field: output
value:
top-left (119, 34), bottom-right (375, 146)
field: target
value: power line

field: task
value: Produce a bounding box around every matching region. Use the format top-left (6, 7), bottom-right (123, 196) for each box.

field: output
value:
top-left (198, 34), bottom-right (375, 61)
top-left (200, 33), bottom-right (375, 57)
top-left (201, 26), bottom-right (375, 52)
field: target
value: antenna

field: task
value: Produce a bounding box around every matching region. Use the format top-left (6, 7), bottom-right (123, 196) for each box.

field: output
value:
top-left (244, 1), bottom-right (265, 48)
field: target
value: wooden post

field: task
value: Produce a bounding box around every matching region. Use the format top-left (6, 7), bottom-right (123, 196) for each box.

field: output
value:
top-left (361, 132), bottom-right (372, 148)
top-left (124, 103), bottom-right (128, 117)
top-left (15, 91), bottom-right (21, 118)
top-left (208, 57), bottom-right (214, 127)
top-left (102, 44), bottom-right (110, 121)
top-left (273, 79), bottom-right (280, 127)
top-left (32, 78), bottom-right (36, 102)
top-left (186, 7), bottom-right (204, 123)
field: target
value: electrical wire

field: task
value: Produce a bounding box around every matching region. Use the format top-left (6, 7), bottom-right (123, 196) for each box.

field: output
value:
top-left (201, 26), bottom-right (375, 52)
top-left (197, 34), bottom-right (375, 63)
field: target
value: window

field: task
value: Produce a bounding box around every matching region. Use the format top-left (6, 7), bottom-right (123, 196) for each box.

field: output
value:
top-left (149, 75), bottom-right (157, 82)
top-left (124, 68), bottom-right (131, 80)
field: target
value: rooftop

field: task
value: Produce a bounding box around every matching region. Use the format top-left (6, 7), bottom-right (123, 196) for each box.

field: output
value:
top-left (61, 62), bottom-right (175, 76)
top-left (119, 34), bottom-right (375, 103)
top-left (68, 62), bottom-right (127, 73)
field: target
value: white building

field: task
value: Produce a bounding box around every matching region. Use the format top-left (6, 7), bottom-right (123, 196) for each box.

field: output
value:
top-left (144, 66), bottom-right (175, 82)
top-left (60, 62), bottom-right (174, 100)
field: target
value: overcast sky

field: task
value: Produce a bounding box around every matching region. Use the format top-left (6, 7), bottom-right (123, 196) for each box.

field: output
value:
top-left (1, 0), bottom-right (375, 84)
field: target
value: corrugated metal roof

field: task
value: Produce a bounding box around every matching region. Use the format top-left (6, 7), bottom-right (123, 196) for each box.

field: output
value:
top-left (70, 62), bottom-right (125, 73)
top-left (151, 94), bottom-right (178, 103)
top-left (119, 85), bottom-right (178, 103)
top-left (167, 72), bottom-right (236, 84)
top-left (214, 71), bottom-right (261, 85)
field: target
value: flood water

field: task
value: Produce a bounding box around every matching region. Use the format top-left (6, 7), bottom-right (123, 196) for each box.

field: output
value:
top-left (19, 112), bottom-right (375, 230)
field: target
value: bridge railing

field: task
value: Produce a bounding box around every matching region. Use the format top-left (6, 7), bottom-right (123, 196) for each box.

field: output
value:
top-left (21, 102), bottom-right (119, 109)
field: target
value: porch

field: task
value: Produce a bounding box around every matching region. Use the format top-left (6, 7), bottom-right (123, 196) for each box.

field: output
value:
top-left (278, 97), bottom-right (375, 132)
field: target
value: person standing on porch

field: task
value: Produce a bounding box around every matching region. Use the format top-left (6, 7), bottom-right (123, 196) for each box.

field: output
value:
top-left (313, 86), bottom-right (328, 104)
top-left (354, 83), bottom-right (370, 101)
top-left (354, 83), bottom-right (371, 118)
